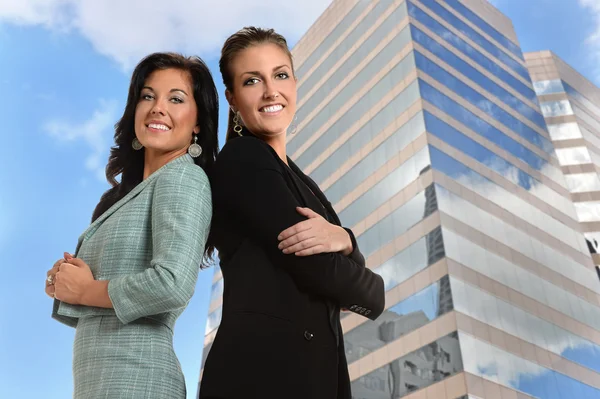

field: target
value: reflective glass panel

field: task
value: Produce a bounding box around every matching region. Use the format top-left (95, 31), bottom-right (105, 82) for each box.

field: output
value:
top-left (411, 26), bottom-right (545, 128)
top-left (540, 100), bottom-right (574, 117)
top-left (574, 103), bottom-right (600, 133)
top-left (564, 82), bottom-right (600, 121)
top-left (443, 0), bottom-right (523, 60)
top-left (431, 147), bottom-right (583, 252)
top-left (415, 0), bottom-right (529, 79)
top-left (451, 277), bottom-right (600, 374)
top-left (338, 146), bottom-right (430, 228)
top-left (205, 306), bottom-right (222, 335)
top-left (437, 188), bottom-right (600, 294)
top-left (351, 332), bottom-right (462, 398)
top-left (415, 52), bottom-right (553, 154)
top-left (419, 79), bottom-right (566, 188)
top-left (372, 226), bottom-right (445, 293)
top-left (210, 278), bottom-right (224, 303)
top-left (565, 173), bottom-right (600, 193)
top-left (295, 61), bottom-right (419, 170)
top-left (556, 147), bottom-right (592, 166)
top-left (425, 111), bottom-right (577, 219)
top-left (574, 201), bottom-right (600, 222)
top-left (407, 2), bottom-right (536, 103)
top-left (533, 79), bottom-right (565, 95)
top-left (296, 0), bottom-right (372, 80)
top-left (345, 276), bottom-right (453, 364)
top-left (460, 332), bottom-right (600, 399)
top-left (547, 122), bottom-right (583, 141)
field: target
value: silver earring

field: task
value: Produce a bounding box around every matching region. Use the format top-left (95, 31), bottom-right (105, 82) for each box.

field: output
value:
top-left (288, 114), bottom-right (298, 135)
top-left (233, 112), bottom-right (243, 136)
top-left (132, 137), bottom-right (143, 150)
top-left (188, 134), bottom-right (202, 158)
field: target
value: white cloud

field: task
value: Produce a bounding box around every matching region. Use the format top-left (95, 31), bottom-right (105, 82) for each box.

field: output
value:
top-left (0, 0), bottom-right (331, 69)
top-left (43, 99), bottom-right (118, 181)
top-left (580, 0), bottom-right (600, 83)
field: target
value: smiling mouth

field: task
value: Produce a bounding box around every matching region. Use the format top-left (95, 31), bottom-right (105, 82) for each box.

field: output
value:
top-left (260, 104), bottom-right (284, 113)
top-left (147, 123), bottom-right (171, 131)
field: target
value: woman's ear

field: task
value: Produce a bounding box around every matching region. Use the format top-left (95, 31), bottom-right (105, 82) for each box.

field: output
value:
top-left (225, 89), bottom-right (235, 111)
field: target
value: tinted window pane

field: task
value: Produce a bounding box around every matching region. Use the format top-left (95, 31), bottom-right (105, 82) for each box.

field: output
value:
top-left (574, 201), bottom-right (600, 222)
top-left (345, 276), bottom-right (452, 364)
top-left (205, 306), bottom-right (222, 335)
top-left (533, 79), bottom-right (565, 95)
top-left (351, 332), bottom-right (462, 398)
top-left (416, 52), bottom-right (553, 154)
top-left (541, 100), bottom-right (574, 117)
top-left (419, 79), bottom-right (566, 188)
top-left (460, 333), bottom-right (600, 399)
top-left (565, 173), bottom-right (600, 193)
top-left (556, 147), bottom-right (592, 166)
top-left (547, 122), bottom-right (583, 141)
top-left (411, 26), bottom-right (545, 128)
top-left (443, 0), bottom-right (523, 60)
top-left (416, 0), bottom-right (529, 79)
top-left (564, 82), bottom-right (600, 120)
top-left (338, 146), bottom-right (430, 227)
top-left (296, 0), bottom-right (372, 79)
top-left (431, 147), bottom-right (583, 252)
top-left (407, 2), bottom-right (536, 103)
top-left (425, 111), bottom-right (576, 219)
top-left (210, 278), bottom-right (224, 302)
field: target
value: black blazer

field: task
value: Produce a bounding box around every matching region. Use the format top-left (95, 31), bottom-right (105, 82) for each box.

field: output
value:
top-left (199, 135), bottom-right (385, 399)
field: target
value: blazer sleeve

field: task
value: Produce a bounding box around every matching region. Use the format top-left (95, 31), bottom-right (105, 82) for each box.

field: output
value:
top-left (343, 227), bottom-right (366, 268)
top-left (214, 138), bottom-right (384, 320)
top-left (108, 163), bottom-right (212, 325)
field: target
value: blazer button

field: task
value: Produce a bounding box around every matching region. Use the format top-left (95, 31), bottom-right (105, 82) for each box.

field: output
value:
top-left (304, 330), bottom-right (314, 341)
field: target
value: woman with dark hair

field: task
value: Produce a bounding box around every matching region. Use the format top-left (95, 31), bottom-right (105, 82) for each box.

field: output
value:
top-left (44, 52), bottom-right (218, 398)
top-left (199, 27), bottom-right (385, 399)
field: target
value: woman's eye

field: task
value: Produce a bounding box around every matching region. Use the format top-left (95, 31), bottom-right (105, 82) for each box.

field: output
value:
top-left (244, 77), bottom-right (260, 86)
top-left (141, 94), bottom-right (154, 100)
top-left (170, 97), bottom-right (183, 104)
top-left (276, 72), bottom-right (289, 79)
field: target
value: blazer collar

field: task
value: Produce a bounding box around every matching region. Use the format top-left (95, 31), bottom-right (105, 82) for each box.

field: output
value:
top-left (75, 154), bottom-right (194, 252)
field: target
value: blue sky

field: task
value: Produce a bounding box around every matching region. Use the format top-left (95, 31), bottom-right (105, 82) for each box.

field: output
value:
top-left (1, 1), bottom-right (600, 398)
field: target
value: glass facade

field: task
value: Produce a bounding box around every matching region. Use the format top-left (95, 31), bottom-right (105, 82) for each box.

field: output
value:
top-left (200, 2), bottom-right (600, 398)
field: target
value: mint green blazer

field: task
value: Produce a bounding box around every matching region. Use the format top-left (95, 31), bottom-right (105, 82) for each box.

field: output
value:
top-left (52, 154), bottom-right (212, 330)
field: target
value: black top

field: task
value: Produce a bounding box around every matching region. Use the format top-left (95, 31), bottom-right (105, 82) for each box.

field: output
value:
top-left (199, 134), bottom-right (385, 399)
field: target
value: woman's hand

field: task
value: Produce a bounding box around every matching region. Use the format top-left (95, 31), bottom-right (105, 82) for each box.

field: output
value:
top-left (54, 256), bottom-right (95, 305)
top-left (277, 207), bottom-right (353, 256)
top-left (45, 254), bottom-right (70, 298)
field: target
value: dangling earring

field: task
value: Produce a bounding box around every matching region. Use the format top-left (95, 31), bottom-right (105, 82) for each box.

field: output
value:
top-left (288, 114), bottom-right (298, 135)
top-left (188, 134), bottom-right (202, 158)
top-left (132, 137), bottom-right (143, 150)
top-left (233, 112), bottom-right (243, 136)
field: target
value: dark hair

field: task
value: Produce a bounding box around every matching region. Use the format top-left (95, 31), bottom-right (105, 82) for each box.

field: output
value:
top-left (219, 26), bottom-right (294, 142)
top-left (92, 52), bottom-right (219, 265)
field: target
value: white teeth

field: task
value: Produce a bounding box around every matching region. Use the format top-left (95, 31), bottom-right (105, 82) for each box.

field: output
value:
top-left (148, 123), bottom-right (170, 131)
top-left (261, 104), bottom-right (283, 113)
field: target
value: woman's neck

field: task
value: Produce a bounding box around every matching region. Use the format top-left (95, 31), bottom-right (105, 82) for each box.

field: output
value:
top-left (143, 148), bottom-right (186, 179)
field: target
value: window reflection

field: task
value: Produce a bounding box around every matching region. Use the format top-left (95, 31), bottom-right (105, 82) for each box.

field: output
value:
top-left (210, 278), bottom-right (224, 303)
top-left (295, 63), bottom-right (419, 170)
top-left (345, 276), bottom-right (453, 364)
top-left (295, 0), bottom-right (371, 80)
top-left (205, 306), bottom-right (222, 335)
top-left (430, 147), bottom-right (584, 252)
top-left (533, 79), bottom-right (565, 95)
top-left (356, 186), bottom-right (440, 257)
top-left (416, 52), bottom-right (553, 154)
top-left (419, 79), bottom-right (566, 188)
top-left (547, 122), bottom-right (583, 141)
top-left (443, 227), bottom-right (600, 331)
top-left (460, 332), bottom-right (600, 398)
top-left (351, 332), bottom-right (462, 399)
top-left (337, 146), bottom-right (430, 228)
top-left (451, 277), bottom-right (600, 374)
top-left (564, 82), bottom-right (600, 121)
top-left (437, 189), bottom-right (600, 295)
top-left (443, 0), bottom-right (523, 60)
top-left (411, 26), bottom-right (546, 128)
top-left (425, 111), bottom-right (577, 219)
top-left (415, 0), bottom-right (529, 80)
top-left (407, 2), bottom-right (536, 103)
top-left (540, 100), bottom-right (574, 117)
top-left (556, 147), bottom-right (592, 166)
top-left (565, 173), bottom-right (600, 193)
top-left (574, 201), bottom-right (600, 222)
